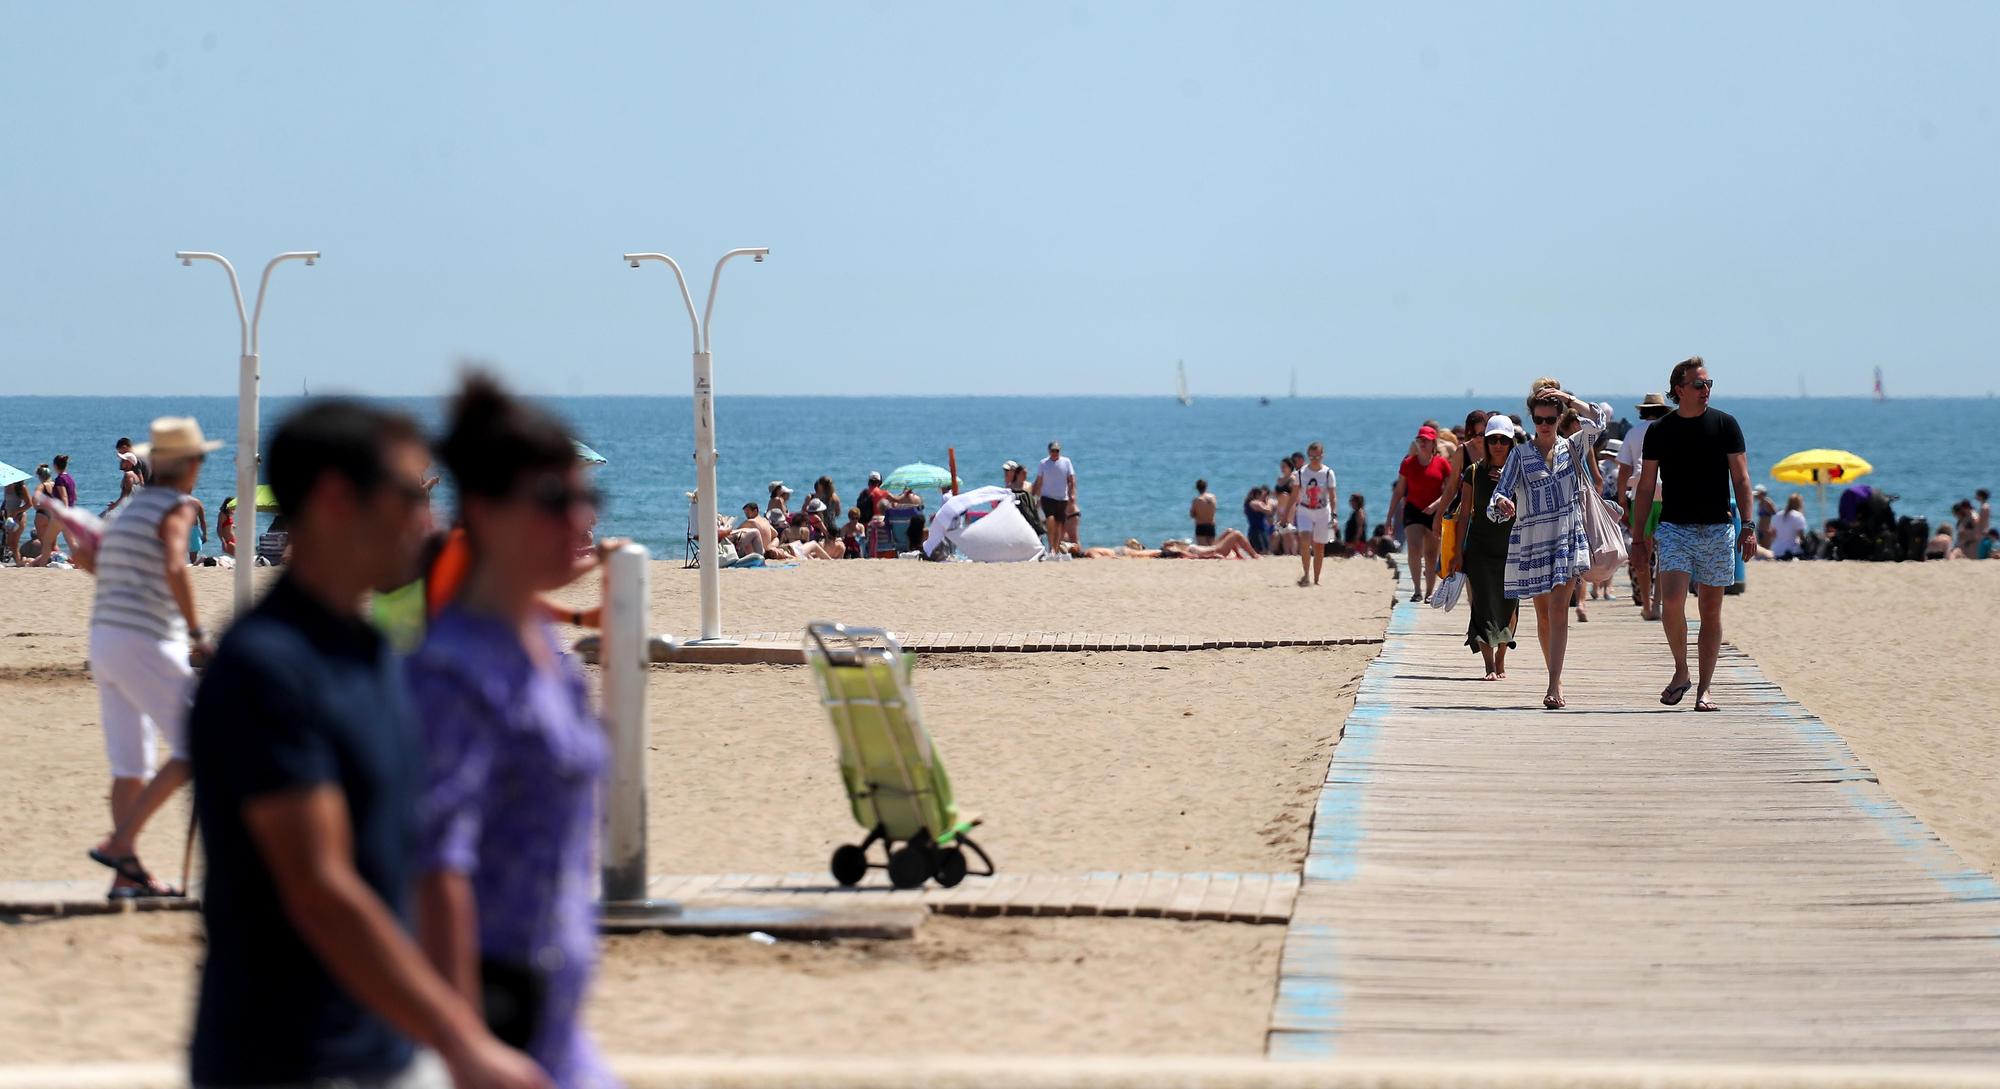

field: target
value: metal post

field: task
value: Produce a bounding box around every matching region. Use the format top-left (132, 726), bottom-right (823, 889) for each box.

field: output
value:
top-left (621, 248), bottom-right (766, 646)
top-left (691, 351), bottom-right (723, 642)
top-left (177, 249), bottom-right (317, 616)
top-left (235, 352), bottom-right (259, 612)
top-left (599, 543), bottom-right (657, 906)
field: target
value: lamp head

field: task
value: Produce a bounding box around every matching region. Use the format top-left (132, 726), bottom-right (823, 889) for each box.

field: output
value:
top-left (180, 257), bottom-right (192, 267)
top-left (750, 247), bottom-right (770, 263)
top-left (629, 259), bottom-right (641, 269)
top-left (303, 256), bottom-right (316, 267)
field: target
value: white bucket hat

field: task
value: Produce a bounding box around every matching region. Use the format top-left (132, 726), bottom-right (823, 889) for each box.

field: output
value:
top-left (133, 417), bottom-right (224, 462)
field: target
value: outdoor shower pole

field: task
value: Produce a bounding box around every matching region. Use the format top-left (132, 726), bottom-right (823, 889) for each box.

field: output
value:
top-left (175, 250), bottom-right (319, 616)
top-left (622, 248), bottom-right (769, 645)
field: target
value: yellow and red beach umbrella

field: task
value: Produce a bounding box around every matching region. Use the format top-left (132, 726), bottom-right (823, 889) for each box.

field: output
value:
top-left (1771, 449), bottom-right (1873, 525)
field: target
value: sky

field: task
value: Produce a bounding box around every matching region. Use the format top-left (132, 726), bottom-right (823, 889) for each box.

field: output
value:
top-left (2, 2), bottom-right (1996, 399)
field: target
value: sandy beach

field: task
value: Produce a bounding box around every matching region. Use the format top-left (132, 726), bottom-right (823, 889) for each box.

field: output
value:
top-left (2, 556), bottom-right (1995, 1064)
top-left (0, 557), bottom-right (1383, 1062)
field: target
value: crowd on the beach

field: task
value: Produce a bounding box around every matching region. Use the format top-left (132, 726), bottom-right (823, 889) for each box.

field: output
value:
top-left (65, 376), bottom-right (625, 1088)
top-left (3, 442), bottom-right (253, 569)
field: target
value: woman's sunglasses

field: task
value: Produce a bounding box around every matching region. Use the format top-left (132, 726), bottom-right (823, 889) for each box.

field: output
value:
top-left (1532, 414), bottom-right (1560, 426)
top-left (523, 475), bottom-right (603, 516)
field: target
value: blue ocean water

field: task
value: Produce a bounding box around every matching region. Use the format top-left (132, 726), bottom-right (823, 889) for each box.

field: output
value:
top-left (5, 395), bottom-right (1991, 554)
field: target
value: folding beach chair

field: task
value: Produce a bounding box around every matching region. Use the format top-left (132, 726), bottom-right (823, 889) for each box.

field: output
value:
top-left (683, 494), bottom-right (699, 569)
top-left (805, 622), bottom-right (994, 889)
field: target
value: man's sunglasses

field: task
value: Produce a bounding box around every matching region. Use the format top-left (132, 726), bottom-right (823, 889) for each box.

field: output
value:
top-left (1532, 414), bottom-right (1560, 426)
top-left (1689, 378), bottom-right (1715, 391)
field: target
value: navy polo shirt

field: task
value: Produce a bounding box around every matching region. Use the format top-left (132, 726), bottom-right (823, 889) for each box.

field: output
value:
top-left (189, 576), bottom-right (420, 1086)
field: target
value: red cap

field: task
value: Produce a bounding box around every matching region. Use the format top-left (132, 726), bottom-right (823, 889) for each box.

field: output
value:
top-left (1416, 425), bottom-right (1438, 441)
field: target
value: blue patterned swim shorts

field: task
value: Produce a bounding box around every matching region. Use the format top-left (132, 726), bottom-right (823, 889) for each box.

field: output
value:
top-left (1655, 521), bottom-right (1736, 587)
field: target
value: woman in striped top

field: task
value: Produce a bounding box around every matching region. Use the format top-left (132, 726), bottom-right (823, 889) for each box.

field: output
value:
top-left (85, 417), bottom-right (220, 899)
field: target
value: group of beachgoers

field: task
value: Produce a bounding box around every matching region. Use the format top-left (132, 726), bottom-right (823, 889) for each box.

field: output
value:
top-left (1406, 356), bottom-right (1762, 713)
top-left (72, 375), bottom-right (624, 1088)
top-left (1930, 491), bottom-right (1995, 560)
top-left (2, 443), bottom-right (247, 568)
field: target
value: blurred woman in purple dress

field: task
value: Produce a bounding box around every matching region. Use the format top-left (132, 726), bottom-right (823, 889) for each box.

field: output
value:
top-left (411, 373), bottom-right (615, 1089)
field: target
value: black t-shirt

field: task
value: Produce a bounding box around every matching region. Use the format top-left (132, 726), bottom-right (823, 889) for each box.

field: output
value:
top-left (1642, 408), bottom-right (1746, 526)
top-left (189, 577), bottom-right (421, 1086)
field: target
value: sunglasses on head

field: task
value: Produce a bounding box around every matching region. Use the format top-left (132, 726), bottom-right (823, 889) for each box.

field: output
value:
top-left (1689, 378), bottom-right (1714, 391)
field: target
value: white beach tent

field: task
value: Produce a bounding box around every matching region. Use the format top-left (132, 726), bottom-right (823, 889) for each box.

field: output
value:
top-left (922, 486), bottom-right (1043, 562)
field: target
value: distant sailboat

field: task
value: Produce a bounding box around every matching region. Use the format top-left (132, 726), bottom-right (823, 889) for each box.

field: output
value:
top-left (1873, 367), bottom-right (1886, 402)
top-left (1288, 368), bottom-right (1298, 399)
top-left (1176, 360), bottom-right (1191, 406)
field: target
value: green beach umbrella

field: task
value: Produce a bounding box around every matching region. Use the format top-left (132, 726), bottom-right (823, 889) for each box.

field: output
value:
top-left (0, 461), bottom-right (27, 490)
top-left (254, 484), bottom-right (280, 513)
top-left (884, 462), bottom-right (956, 492)
top-left (574, 440), bottom-right (607, 466)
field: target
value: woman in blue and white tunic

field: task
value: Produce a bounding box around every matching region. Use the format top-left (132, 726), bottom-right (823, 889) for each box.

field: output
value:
top-left (1486, 382), bottom-right (1611, 710)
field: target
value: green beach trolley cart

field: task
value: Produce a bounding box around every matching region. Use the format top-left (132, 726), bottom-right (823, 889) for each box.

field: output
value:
top-left (805, 622), bottom-right (995, 889)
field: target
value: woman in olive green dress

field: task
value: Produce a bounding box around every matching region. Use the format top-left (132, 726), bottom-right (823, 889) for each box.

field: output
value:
top-left (1457, 416), bottom-right (1519, 680)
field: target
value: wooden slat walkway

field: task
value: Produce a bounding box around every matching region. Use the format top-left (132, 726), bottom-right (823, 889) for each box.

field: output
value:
top-left (1271, 575), bottom-right (2000, 1063)
top-left (1, 871), bottom-right (1298, 925)
top-left (741, 632), bottom-right (1383, 654)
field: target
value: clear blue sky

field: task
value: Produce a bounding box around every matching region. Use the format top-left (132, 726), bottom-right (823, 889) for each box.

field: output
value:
top-left (3, 2), bottom-right (1995, 398)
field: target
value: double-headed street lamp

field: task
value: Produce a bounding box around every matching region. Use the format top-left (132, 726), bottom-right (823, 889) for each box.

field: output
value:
top-left (622, 248), bottom-right (769, 645)
top-left (175, 250), bottom-right (320, 613)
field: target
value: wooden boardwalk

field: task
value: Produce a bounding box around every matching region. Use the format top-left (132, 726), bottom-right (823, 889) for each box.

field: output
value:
top-left (1, 870), bottom-right (1299, 925)
top-left (1271, 578), bottom-right (2000, 1063)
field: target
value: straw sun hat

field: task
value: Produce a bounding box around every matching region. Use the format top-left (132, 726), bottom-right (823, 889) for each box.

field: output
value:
top-left (132, 417), bottom-right (224, 463)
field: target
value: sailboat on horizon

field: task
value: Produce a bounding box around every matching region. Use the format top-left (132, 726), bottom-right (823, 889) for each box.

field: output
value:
top-left (1176, 359), bottom-right (1191, 406)
top-left (1289, 368), bottom-right (1298, 399)
top-left (1873, 367), bottom-right (1887, 402)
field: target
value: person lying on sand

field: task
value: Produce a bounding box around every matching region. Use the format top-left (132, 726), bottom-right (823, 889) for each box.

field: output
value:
top-left (1080, 530), bottom-right (1260, 560)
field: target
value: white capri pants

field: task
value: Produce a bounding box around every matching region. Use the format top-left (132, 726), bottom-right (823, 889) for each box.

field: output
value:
top-left (89, 625), bottom-right (193, 780)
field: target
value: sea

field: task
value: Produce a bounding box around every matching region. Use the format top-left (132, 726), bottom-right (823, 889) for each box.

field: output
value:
top-left (5, 395), bottom-right (1991, 555)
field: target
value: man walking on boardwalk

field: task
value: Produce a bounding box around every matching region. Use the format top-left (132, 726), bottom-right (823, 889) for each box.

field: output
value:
top-left (1629, 357), bottom-right (1757, 713)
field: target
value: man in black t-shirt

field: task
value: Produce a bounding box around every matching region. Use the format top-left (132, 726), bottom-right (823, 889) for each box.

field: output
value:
top-left (189, 401), bottom-right (546, 1089)
top-left (1630, 357), bottom-right (1756, 713)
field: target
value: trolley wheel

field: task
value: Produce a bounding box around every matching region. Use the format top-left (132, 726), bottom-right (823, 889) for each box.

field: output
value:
top-left (887, 843), bottom-right (933, 889)
top-left (830, 844), bottom-right (868, 887)
top-left (934, 846), bottom-right (968, 888)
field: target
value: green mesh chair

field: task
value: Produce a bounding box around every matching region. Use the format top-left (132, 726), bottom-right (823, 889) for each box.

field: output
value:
top-left (806, 622), bottom-right (994, 889)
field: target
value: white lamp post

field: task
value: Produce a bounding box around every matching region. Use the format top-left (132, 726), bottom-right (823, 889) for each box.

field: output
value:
top-left (175, 250), bottom-right (320, 614)
top-left (621, 247), bottom-right (769, 645)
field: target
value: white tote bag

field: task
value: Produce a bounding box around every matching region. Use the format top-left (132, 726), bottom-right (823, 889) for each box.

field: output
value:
top-left (1573, 437), bottom-right (1629, 581)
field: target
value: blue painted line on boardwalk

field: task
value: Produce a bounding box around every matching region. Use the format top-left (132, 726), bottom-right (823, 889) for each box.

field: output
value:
top-left (1270, 976), bottom-right (1346, 1032)
top-left (1271, 593), bottom-right (1408, 1058)
top-left (1728, 662), bottom-right (2000, 924)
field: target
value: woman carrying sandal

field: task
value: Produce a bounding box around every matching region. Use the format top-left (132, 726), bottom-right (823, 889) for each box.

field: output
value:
top-left (1486, 380), bottom-right (1611, 709)
top-left (1456, 415), bottom-right (1519, 681)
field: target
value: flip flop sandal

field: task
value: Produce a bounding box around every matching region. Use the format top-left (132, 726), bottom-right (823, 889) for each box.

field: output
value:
top-left (1543, 696), bottom-right (1566, 710)
top-left (89, 848), bottom-right (179, 896)
top-left (1695, 699), bottom-right (1720, 712)
top-left (1660, 681), bottom-right (1692, 706)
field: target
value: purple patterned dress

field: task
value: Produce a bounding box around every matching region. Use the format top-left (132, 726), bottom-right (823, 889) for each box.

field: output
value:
top-left (408, 609), bottom-right (614, 1089)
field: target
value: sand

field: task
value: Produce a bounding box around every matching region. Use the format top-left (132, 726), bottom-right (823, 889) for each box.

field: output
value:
top-left (1725, 560), bottom-right (2000, 876)
top-left (0, 912), bottom-right (1282, 1063)
top-left (0, 557), bottom-right (1379, 1064)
